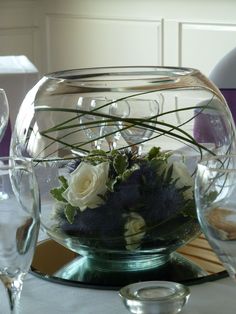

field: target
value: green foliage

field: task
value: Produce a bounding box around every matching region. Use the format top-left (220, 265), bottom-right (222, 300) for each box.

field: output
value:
top-left (50, 146), bottom-right (198, 234)
top-left (50, 175), bottom-right (78, 224)
top-left (147, 146), bottom-right (161, 160)
top-left (90, 149), bottom-right (107, 157)
top-left (181, 198), bottom-right (197, 219)
top-left (50, 176), bottom-right (69, 202)
top-left (113, 153), bottom-right (128, 175)
top-left (50, 187), bottom-right (66, 202)
top-left (122, 168), bottom-right (136, 181)
top-left (58, 176), bottom-right (68, 189)
top-left (64, 204), bottom-right (77, 224)
top-left (203, 190), bottom-right (218, 207)
top-left (106, 177), bottom-right (118, 192)
top-left (85, 150), bottom-right (108, 164)
top-left (148, 146), bottom-right (170, 161)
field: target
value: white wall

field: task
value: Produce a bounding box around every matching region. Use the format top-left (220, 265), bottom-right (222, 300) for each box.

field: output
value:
top-left (0, 0), bottom-right (41, 71)
top-left (0, 0), bottom-right (236, 76)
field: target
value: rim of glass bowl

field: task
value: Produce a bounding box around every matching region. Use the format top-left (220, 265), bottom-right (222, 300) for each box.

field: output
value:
top-left (45, 65), bottom-right (199, 82)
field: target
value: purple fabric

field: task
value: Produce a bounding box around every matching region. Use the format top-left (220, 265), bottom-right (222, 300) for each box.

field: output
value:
top-left (220, 89), bottom-right (236, 121)
top-left (193, 89), bottom-right (236, 143)
top-left (193, 110), bottom-right (227, 143)
top-left (193, 111), bottom-right (215, 143)
top-left (0, 120), bottom-right (11, 157)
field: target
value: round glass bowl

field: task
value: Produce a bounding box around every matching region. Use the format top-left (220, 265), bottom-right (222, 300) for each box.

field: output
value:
top-left (11, 66), bottom-right (236, 286)
top-left (119, 281), bottom-right (190, 314)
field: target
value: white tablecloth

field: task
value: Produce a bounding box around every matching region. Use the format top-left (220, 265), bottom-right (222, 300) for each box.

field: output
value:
top-left (0, 271), bottom-right (234, 314)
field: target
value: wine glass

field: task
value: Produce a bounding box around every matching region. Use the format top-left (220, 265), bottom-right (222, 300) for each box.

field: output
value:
top-left (112, 98), bottom-right (160, 154)
top-left (195, 154), bottom-right (236, 280)
top-left (77, 96), bottom-right (121, 150)
top-left (77, 96), bottom-right (105, 149)
top-left (0, 89), bottom-right (9, 141)
top-left (0, 157), bottom-right (40, 313)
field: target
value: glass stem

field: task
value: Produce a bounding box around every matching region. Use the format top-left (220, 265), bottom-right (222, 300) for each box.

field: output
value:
top-left (107, 139), bottom-right (117, 150)
top-left (1, 275), bottom-right (23, 314)
top-left (138, 144), bottom-right (143, 156)
top-left (93, 139), bottom-right (102, 150)
top-left (129, 143), bottom-right (140, 155)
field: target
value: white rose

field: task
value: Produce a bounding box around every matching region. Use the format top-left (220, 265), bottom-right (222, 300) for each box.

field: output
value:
top-left (62, 161), bottom-right (109, 211)
top-left (124, 212), bottom-right (146, 251)
top-left (168, 161), bottom-right (194, 200)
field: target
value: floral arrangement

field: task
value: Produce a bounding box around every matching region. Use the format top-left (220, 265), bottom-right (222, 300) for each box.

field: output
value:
top-left (50, 146), bottom-right (197, 251)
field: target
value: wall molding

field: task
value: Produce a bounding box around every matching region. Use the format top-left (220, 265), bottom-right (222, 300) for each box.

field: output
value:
top-left (45, 13), bottom-right (163, 72)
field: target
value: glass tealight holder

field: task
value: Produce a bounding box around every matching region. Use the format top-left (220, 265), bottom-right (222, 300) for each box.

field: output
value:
top-left (119, 281), bottom-right (190, 314)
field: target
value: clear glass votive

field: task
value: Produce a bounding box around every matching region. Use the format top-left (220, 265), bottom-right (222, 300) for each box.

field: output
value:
top-left (119, 280), bottom-right (190, 314)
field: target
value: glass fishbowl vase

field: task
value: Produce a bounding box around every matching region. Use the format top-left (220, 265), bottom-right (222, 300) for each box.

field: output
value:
top-left (11, 66), bottom-right (236, 287)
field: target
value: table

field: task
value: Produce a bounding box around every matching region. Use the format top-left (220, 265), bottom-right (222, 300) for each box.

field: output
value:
top-left (0, 273), bottom-right (233, 314)
top-left (0, 55), bottom-right (40, 156)
top-left (0, 231), bottom-right (232, 313)
top-left (0, 227), bottom-right (233, 313)
top-left (0, 268), bottom-right (234, 313)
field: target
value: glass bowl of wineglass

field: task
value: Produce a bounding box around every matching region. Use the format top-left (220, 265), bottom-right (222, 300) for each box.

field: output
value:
top-left (0, 157), bottom-right (40, 313)
top-left (110, 97), bottom-right (161, 155)
top-left (77, 96), bottom-right (122, 150)
top-left (195, 154), bottom-right (236, 280)
top-left (0, 89), bottom-right (9, 141)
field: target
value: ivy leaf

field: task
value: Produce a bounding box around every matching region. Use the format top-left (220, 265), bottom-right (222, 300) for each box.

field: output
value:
top-left (50, 187), bottom-right (67, 202)
top-left (86, 149), bottom-right (108, 164)
top-left (113, 153), bottom-right (128, 175)
top-left (208, 191), bottom-right (218, 202)
top-left (106, 177), bottom-right (118, 192)
top-left (181, 199), bottom-right (197, 219)
top-left (58, 176), bottom-right (68, 189)
top-left (122, 169), bottom-right (133, 181)
top-left (64, 204), bottom-right (77, 224)
top-left (203, 190), bottom-right (218, 207)
top-left (90, 149), bottom-right (107, 157)
top-left (50, 176), bottom-right (68, 202)
top-left (148, 146), bottom-right (160, 160)
top-left (110, 149), bottom-right (120, 157)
